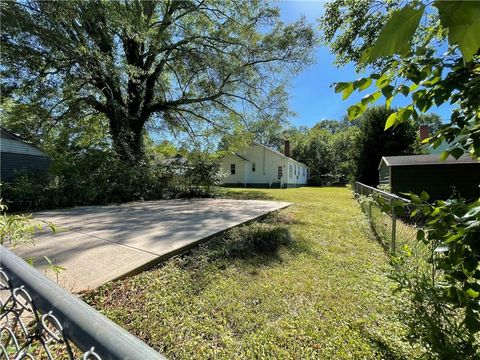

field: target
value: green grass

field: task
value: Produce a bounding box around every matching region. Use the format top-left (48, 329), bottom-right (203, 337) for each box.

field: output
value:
top-left (84, 187), bottom-right (425, 359)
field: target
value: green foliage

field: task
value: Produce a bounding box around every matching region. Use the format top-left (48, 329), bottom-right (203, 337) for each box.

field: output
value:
top-left (365, 5), bottom-right (425, 63)
top-left (358, 190), bottom-right (479, 357)
top-left (1, 0), bottom-right (316, 160)
top-left (2, 149), bottom-right (223, 212)
top-left (325, 1), bottom-right (480, 160)
top-left (408, 195), bottom-right (480, 332)
top-left (320, 0), bottom-right (399, 67)
top-left (0, 201), bottom-right (54, 247)
top-left (184, 152), bottom-right (225, 194)
top-left (353, 106), bottom-right (416, 186)
top-left (384, 194), bottom-right (480, 358)
top-left (290, 119), bottom-right (359, 179)
top-left (435, 1), bottom-right (480, 62)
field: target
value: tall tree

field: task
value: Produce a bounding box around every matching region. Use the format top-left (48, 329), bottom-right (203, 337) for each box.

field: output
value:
top-left (354, 106), bottom-right (416, 186)
top-left (1, 0), bottom-right (315, 161)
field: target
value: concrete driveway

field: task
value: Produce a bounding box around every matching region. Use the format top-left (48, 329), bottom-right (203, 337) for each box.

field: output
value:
top-left (9, 198), bottom-right (290, 293)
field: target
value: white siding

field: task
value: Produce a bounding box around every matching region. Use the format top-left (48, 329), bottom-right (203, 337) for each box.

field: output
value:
top-left (0, 138), bottom-right (46, 157)
top-left (220, 153), bottom-right (248, 185)
top-left (220, 143), bottom-right (308, 186)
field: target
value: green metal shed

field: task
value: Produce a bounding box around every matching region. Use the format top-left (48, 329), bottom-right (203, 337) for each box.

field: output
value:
top-left (378, 154), bottom-right (480, 201)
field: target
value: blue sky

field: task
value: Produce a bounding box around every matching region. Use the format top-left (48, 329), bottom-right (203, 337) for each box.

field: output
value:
top-left (277, 1), bottom-right (452, 128)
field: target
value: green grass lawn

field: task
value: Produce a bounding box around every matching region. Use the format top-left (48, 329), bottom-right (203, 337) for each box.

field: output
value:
top-left (85, 187), bottom-right (425, 359)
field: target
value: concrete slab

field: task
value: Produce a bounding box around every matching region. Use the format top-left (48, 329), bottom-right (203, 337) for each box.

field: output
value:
top-left (9, 199), bottom-right (290, 293)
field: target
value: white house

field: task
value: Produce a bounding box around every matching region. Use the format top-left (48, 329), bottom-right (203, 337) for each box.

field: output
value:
top-left (220, 141), bottom-right (309, 188)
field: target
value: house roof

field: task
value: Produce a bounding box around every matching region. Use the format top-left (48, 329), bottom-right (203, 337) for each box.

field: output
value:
top-left (0, 127), bottom-right (48, 157)
top-left (379, 154), bottom-right (479, 169)
top-left (232, 152), bottom-right (249, 161)
top-left (251, 141), bottom-right (307, 167)
top-left (227, 142), bottom-right (308, 167)
top-left (0, 127), bottom-right (28, 142)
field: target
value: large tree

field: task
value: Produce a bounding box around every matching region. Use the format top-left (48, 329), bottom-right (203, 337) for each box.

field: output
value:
top-left (1, 0), bottom-right (315, 161)
top-left (353, 106), bottom-right (416, 186)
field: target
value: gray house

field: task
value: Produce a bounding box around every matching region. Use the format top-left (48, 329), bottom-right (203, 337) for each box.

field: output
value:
top-left (378, 154), bottom-right (480, 201)
top-left (0, 128), bottom-right (51, 183)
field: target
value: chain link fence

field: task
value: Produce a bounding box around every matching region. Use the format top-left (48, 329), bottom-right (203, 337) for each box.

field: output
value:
top-left (353, 181), bottom-right (425, 254)
top-left (0, 269), bottom-right (100, 359)
top-left (354, 181), bottom-right (438, 288)
top-left (0, 246), bottom-right (165, 360)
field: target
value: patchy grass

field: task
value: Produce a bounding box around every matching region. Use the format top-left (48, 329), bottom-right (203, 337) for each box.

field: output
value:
top-left (84, 187), bottom-right (426, 359)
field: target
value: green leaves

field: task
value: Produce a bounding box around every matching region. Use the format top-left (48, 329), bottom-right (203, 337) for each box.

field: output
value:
top-left (384, 106), bottom-right (414, 130)
top-left (441, 147), bottom-right (465, 160)
top-left (364, 5), bottom-right (425, 63)
top-left (347, 104), bottom-right (364, 121)
top-left (334, 82), bottom-right (354, 100)
top-left (355, 77), bottom-right (372, 91)
top-left (385, 113), bottom-right (397, 130)
top-left (335, 78), bottom-right (373, 100)
top-left (435, 1), bottom-right (480, 62)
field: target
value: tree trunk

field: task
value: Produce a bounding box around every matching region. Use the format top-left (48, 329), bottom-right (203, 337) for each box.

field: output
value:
top-left (108, 114), bottom-right (146, 163)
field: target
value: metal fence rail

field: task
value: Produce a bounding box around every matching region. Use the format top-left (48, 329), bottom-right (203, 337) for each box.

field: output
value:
top-left (0, 246), bottom-right (165, 360)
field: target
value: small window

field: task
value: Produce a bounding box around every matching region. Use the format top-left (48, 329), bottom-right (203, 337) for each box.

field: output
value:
top-left (289, 164), bottom-right (293, 179)
top-left (230, 164), bottom-right (235, 175)
top-left (303, 168), bottom-right (306, 177)
top-left (277, 166), bottom-right (282, 180)
top-left (252, 163), bottom-right (256, 172)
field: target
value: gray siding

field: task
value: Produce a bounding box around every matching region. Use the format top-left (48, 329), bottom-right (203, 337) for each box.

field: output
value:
top-left (391, 164), bottom-right (480, 201)
top-left (1, 152), bottom-right (51, 182)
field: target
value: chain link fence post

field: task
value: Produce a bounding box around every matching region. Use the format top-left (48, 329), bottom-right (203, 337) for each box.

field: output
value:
top-left (391, 204), bottom-right (397, 255)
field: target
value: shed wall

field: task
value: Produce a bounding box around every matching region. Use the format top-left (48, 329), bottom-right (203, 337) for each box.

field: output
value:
top-left (391, 164), bottom-right (480, 201)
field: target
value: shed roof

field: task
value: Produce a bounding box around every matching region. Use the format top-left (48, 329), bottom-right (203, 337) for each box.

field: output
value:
top-left (379, 154), bottom-right (479, 169)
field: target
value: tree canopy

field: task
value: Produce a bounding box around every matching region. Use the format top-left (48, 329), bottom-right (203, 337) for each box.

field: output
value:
top-left (353, 106), bottom-right (416, 186)
top-left (320, 0), bottom-right (479, 160)
top-left (1, 0), bottom-right (316, 161)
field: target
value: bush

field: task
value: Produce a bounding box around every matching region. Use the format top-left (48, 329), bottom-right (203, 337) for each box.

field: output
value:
top-left (2, 150), bottom-right (223, 212)
top-left (380, 193), bottom-right (480, 359)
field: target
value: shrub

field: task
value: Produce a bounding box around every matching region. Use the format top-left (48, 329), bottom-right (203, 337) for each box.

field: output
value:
top-left (2, 149), bottom-right (223, 212)
top-left (384, 193), bottom-right (480, 358)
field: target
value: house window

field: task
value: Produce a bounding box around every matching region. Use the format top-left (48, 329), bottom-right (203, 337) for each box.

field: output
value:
top-left (230, 164), bottom-right (235, 175)
top-left (289, 164), bottom-right (293, 179)
top-left (252, 163), bottom-right (256, 172)
top-left (303, 168), bottom-right (306, 177)
top-left (277, 166), bottom-right (282, 180)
